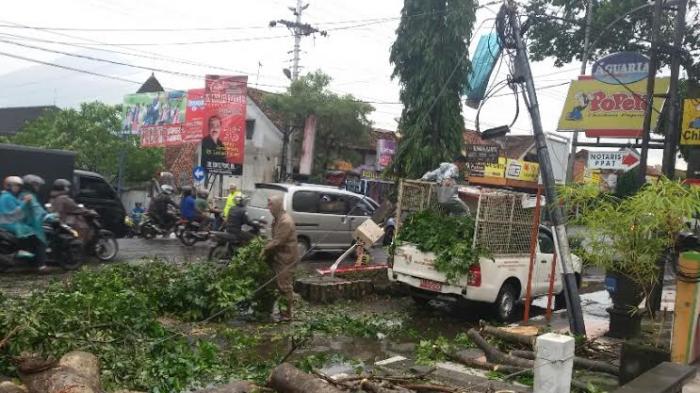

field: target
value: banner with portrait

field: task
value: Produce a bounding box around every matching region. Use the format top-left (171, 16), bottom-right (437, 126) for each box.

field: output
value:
top-left (122, 91), bottom-right (187, 147)
top-left (200, 75), bottom-right (248, 176)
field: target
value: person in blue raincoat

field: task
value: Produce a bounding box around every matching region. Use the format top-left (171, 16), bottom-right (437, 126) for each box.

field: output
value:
top-left (19, 175), bottom-right (48, 244)
top-left (0, 176), bottom-right (47, 270)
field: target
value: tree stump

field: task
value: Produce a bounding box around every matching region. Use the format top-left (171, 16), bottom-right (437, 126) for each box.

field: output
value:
top-left (294, 277), bottom-right (373, 304)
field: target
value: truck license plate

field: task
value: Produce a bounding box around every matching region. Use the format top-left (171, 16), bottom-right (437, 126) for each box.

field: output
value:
top-left (419, 279), bottom-right (442, 292)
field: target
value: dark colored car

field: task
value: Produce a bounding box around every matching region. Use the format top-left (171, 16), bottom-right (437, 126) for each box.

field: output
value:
top-left (0, 144), bottom-right (127, 237)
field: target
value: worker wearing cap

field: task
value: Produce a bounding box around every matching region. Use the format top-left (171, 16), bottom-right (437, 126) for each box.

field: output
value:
top-left (223, 184), bottom-right (243, 219)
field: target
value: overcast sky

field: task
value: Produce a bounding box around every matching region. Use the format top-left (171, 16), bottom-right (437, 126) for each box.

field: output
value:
top-left (0, 0), bottom-right (682, 168)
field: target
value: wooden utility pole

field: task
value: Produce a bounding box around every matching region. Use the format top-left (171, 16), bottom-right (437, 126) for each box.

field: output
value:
top-left (638, 0), bottom-right (664, 184)
top-left (566, 0), bottom-right (594, 184)
top-left (662, 0), bottom-right (688, 179)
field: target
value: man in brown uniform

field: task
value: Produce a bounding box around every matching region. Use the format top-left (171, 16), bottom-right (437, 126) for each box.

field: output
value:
top-left (263, 195), bottom-right (298, 322)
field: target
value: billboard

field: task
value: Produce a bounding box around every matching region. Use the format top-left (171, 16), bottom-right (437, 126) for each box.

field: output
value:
top-left (200, 75), bottom-right (247, 176)
top-left (465, 144), bottom-right (499, 163)
top-left (376, 138), bottom-right (396, 169)
top-left (557, 77), bottom-right (669, 138)
top-left (681, 99), bottom-right (700, 146)
top-left (122, 91), bottom-right (187, 147)
top-left (299, 115), bottom-right (318, 175)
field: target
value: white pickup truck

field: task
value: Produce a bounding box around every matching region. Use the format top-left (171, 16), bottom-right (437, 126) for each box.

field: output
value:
top-left (387, 181), bottom-right (582, 322)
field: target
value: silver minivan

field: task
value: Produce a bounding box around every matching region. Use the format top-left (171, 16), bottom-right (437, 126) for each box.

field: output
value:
top-left (247, 183), bottom-right (378, 256)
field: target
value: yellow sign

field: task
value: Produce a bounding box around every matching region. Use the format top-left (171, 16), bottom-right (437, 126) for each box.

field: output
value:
top-left (557, 78), bottom-right (669, 131)
top-left (505, 159), bottom-right (540, 182)
top-left (484, 157), bottom-right (506, 178)
top-left (681, 99), bottom-right (700, 146)
top-left (582, 168), bottom-right (601, 185)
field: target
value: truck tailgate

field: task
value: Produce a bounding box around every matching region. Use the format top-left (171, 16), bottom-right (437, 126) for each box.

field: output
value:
top-left (392, 244), bottom-right (470, 290)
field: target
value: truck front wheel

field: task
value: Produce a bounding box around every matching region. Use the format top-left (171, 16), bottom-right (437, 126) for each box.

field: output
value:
top-left (493, 283), bottom-right (518, 322)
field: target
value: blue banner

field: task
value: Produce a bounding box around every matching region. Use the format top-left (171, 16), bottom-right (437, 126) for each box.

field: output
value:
top-left (465, 32), bottom-right (502, 109)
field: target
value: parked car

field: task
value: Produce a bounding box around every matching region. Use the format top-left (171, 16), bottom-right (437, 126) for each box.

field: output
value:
top-left (247, 183), bottom-right (379, 256)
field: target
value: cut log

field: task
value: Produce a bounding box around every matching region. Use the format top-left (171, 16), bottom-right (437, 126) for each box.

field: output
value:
top-left (467, 329), bottom-right (534, 369)
top-left (18, 351), bottom-right (100, 393)
top-left (59, 351), bottom-right (100, 384)
top-left (448, 352), bottom-right (525, 375)
top-left (267, 363), bottom-right (345, 393)
top-left (192, 381), bottom-right (259, 393)
top-left (510, 350), bottom-right (619, 377)
top-left (479, 324), bottom-right (536, 347)
top-left (0, 381), bottom-right (27, 393)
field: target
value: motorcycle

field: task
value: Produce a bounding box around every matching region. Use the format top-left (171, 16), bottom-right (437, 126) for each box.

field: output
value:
top-left (139, 210), bottom-right (179, 240)
top-left (84, 212), bottom-right (119, 262)
top-left (0, 215), bottom-right (83, 272)
top-left (177, 209), bottom-right (223, 247)
top-left (207, 219), bottom-right (265, 262)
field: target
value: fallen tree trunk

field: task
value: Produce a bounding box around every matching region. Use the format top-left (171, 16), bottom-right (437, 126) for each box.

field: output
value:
top-left (467, 329), bottom-right (534, 369)
top-left (268, 363), bottom-right (345, 393)
top-left (510, 350), bottom-right (619, 376)
top-left (448, 352), bottom-right (525, 375)
top-left (479, 324), bottom-right (536, 347)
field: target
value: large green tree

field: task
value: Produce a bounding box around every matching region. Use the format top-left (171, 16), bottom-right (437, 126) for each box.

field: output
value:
top-left (265, 71), bottom-right (374, 176)
top-left (525, 0), bottom-right (700, 73)
top-left (5, 101), bottom-right (163, 183)
top-left (390, 0), bottom-right (477, 178)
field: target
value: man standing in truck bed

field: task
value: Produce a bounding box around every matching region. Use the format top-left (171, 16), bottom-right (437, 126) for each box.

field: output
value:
top-left (420, 155), bottom-right (470, 215)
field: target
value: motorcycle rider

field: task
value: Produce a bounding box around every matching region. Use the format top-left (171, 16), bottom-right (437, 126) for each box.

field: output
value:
top-left (20, 175), bottom-right (49, 244)
top-left (223, 184), bottom-right (243, 219)
top-left (50, 179), bottom-right (93, 242)
top-left (194, 189), bottom-right (215, 230)
top-left (149, 184), bottom-right (178, 230)
top-left (180, 186), bottom-right (196, 222)
top-left (225, 195), bottom-right (260, 244)
top-left (0, 176), bottom-right (47, 270)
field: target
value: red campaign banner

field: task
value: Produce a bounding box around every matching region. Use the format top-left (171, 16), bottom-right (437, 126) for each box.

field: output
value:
top-left (182, 88), bottom-right (205, 143)
top-left (201, 75), bottom-right (247, 176)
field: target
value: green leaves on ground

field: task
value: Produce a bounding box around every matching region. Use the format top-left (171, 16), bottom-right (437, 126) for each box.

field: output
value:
top-left (396, 210), bottom-right (487, 282)
top-left (415, 333), bottom-right (475, 365)
top-left (0, 239), bottom-right (275, 392)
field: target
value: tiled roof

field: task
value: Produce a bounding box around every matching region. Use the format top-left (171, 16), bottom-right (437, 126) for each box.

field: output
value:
top-left (136, 73), bottom-right (165, 93)
top-left (0, 106), bottom-right (59, 136)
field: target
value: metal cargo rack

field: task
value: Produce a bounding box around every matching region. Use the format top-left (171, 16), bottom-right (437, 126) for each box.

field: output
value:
top-left (395, 179), bottom-right (537, 256)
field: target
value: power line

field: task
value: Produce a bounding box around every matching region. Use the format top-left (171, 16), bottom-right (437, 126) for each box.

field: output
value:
top-left (0, 50), bottom-right (143, 85)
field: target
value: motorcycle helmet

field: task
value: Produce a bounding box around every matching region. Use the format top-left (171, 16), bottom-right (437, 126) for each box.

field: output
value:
top-left (53, 178), bottom-right (72, 192)
top-left (3, 176), bottom-right (23, 188)
top-left (181, 185), bottom-right (193, 197)
top-left (161, 184), bottom-right (175, 195)
top-left (197, 189), bottom-right (209, 199)
top-left (22, 174), bottom-right (45, 193)
top-left (234, 194), bottom-right (245, 206)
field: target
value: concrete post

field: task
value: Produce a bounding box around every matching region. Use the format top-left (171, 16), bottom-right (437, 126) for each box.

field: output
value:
top-left (534, 333), bottom-right (575, 393)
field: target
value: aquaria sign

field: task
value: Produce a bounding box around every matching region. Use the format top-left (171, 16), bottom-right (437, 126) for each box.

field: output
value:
top-left (592, 52), bottom-right (650, 85)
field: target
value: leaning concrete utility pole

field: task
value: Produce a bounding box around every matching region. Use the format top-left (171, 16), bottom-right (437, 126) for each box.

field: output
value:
top-left (504, 0), bottom-right (586, 335)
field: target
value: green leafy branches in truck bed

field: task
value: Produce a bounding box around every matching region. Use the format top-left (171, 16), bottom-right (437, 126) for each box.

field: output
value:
top-left (395, 210), bottom-right (488, 282)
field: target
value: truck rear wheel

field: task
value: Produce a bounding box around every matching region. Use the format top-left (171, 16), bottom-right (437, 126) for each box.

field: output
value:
top-left (411, 295), bottom-right (431, 308)
top-left (493, 283), bottom-right (518, 322)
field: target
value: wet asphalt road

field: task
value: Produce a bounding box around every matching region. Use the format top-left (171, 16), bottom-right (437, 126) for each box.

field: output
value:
top-left (0, 237), bottom-right (388, 296)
